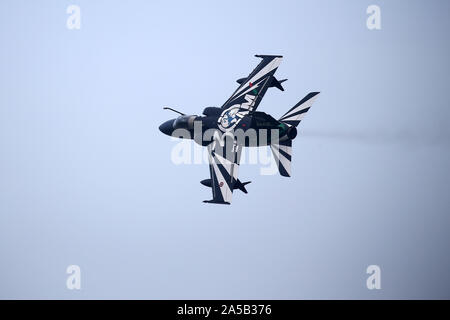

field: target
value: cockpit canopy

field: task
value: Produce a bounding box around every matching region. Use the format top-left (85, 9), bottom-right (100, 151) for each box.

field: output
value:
top-left (173, 115), bottom-right (197, 130)
top-left (202, 107), bottom-right (222, 117)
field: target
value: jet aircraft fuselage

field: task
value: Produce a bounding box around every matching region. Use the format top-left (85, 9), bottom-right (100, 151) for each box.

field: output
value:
top-left (159, 55), bottom-right (319, 204)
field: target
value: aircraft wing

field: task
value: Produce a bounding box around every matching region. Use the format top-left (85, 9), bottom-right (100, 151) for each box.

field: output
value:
top-left (221, 55), bottom-right (284, 112)
top-left (203, 136), bottom-right (242, 204)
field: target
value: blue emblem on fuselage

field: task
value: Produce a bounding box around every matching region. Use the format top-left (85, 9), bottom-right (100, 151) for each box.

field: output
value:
top-left (218, 106), bottom-right (240, 131)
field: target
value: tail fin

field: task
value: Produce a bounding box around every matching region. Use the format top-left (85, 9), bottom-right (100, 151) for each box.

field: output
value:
top-left (270, 140), bottom-right (292, 177)
top-left (279, 92), bottom-right (319, 127)
top-left (270, 92), bottom-right (319, 177)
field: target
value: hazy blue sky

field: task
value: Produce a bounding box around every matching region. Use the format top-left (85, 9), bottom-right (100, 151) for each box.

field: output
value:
top-left (1, 0), bottom-right (449, 299)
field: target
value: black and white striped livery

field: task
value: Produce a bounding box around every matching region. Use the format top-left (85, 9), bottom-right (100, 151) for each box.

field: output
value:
top-left (159, 55), bottom-right (320, 204)
top-left (272, 92), bottom-right (320, 177)
top-left (204, 139), bottom-right (242, 204)
top-left (270, 140), bottom-right (292, 177)
top-left (279, 92), bottom-right (320, 127)
top-left (221, 55), bottom-right (283, 113)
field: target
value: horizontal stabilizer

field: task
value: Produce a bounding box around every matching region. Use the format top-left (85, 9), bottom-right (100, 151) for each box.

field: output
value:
top-left (279, 92), bottom-right (320, 127)
top-left (270, 139), bottom-right (292, 177)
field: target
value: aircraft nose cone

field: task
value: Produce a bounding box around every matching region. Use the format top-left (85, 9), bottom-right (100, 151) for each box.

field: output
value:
top-left (159, 119), bottom-right (175, 136)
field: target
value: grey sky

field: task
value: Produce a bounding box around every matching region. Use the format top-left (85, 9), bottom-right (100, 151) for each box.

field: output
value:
top-left (0, 0), bottom-right (449, 299)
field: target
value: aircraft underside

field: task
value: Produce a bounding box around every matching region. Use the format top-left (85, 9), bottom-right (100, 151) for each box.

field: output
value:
top-left (159, 55), bottom-right (320, 204)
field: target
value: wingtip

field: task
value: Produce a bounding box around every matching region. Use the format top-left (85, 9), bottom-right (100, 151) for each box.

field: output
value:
top-left (255, 54), bottom-right (283, 59)
top-left (203, 200), bottom-right (231, 205)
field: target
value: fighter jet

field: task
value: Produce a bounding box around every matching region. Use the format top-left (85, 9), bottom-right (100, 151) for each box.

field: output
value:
top-left (159, 55), bottom-right (319, 204)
